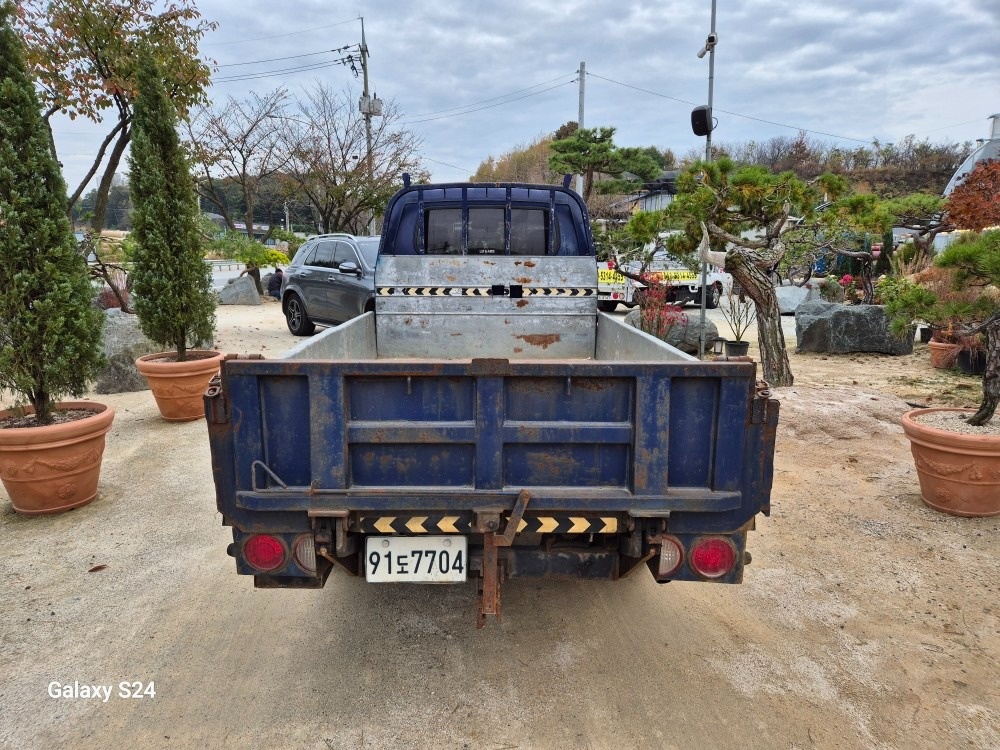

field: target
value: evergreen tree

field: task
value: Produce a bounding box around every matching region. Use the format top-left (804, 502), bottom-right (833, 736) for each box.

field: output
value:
top-left (0, 2), bottom-right (105, 425)
top-left (128, 50), bottom-right (215, 361)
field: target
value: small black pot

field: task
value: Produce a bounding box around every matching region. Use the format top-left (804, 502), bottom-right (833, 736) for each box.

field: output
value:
top-left (919, 326), bottom-right (933, 344)
top-left (956, 349), bottom-right (986, 375)
top-left (724, 340), bottom-right (750, 357)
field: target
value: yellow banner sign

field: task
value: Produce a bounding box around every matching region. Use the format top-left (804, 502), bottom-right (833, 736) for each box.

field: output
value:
top-left (649, 270), bottom-right (698, 281)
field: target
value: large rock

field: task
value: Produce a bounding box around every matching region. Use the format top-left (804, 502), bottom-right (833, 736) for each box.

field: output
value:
top-left (624, 308), bottom-right (719, 354)
top-left (218, 276), bottom-right (261, 305)
top-left (795, 301), bottom-right (913, 355)
top-left (94, 309), bottom-right (161, 394)
top-left (775, 283), bottom-right (822, 314)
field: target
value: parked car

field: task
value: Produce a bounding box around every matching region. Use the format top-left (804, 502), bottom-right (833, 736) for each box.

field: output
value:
top-left (280, 233), bottom-right (380, 335)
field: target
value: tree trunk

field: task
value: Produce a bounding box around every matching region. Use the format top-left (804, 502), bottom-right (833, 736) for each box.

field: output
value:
top-left (967, 320), bottom-right (1000, 426)
top-left (89, 128), bottom-right (131, 235)
top-left (725, 250), bottom-right (794, 386)
top-left (860, 257), bottom-right (875, 304)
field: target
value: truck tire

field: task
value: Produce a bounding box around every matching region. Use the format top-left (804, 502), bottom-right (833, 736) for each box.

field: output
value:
top-left (597, 301), bottom-right (619, 313)
top-left (704, 283), bottom-right (721, 309)
top-left (284, 294), bottom-right (316, 336)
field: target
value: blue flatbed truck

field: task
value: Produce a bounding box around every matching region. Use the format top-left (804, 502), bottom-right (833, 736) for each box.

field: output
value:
top-left (206, 178), bottom-right (778, 627)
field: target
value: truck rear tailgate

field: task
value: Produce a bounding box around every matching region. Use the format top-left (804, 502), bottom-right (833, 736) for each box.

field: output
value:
top-left (208, 355), bottom-right (774, 533)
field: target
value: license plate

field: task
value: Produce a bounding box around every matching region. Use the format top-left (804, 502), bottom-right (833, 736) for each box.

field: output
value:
top-left (598, 269), bottom-right (625, 284)
top-left (365, 536), bottom-right (468, 583)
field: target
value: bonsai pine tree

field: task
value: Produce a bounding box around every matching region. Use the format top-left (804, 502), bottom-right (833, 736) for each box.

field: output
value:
top-left (935, 230), bottom-right (1000, 425)
top-left (128, 50), bottom-right (215, 361)
top-left (0, 2), bottom-right (105, 425)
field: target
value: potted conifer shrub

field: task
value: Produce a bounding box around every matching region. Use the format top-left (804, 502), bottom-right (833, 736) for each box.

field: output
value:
top-left (889, 230), bottom-right (1000, 517)
top-left (129, 51), bottom-right (220, 421)
top-left (0, 4), bottom-right (113, 514)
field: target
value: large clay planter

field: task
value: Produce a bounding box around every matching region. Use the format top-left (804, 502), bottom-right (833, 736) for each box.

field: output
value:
top-left (901, 407), bottom-right (1000, 517)
top-left (927, 340), bottom-right (960, 369)
top-left (0, 401), bottom-right (115, 515)
top-left (135, 350), bottom-right (224, 422)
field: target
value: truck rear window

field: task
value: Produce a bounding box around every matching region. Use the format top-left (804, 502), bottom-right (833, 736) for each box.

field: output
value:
top-left (425, 207), bottom-right (555, 256)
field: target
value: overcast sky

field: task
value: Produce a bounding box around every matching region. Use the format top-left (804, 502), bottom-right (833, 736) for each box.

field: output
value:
top-left (50, 0), bottom-right (999, 196)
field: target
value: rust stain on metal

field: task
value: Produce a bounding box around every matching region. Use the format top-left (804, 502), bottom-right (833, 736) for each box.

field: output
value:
top-left (445, 274), bottom-right (457, 282)
top-left (451, 332), bottom-right (463, 336)
top-left (522, 260), bottom-right (536, 268)
top-left (514, 333), bottom-right (561, 349)
top-left (513, 347), bottom-right (523, 353)
top-left (516, 300), bottom-right (528, 308)
top-left (515, 277), bottom-right (532, 284)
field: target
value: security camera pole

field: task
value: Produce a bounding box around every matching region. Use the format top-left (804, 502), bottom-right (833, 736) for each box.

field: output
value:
top-left (697, 0), bottom-right (718, 358)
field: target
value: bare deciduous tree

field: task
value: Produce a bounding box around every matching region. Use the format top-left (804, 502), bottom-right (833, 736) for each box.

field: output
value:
top-left (281, 83), bottom-right (425, 235)
top-left (186, 89), bottom-right (290, 242)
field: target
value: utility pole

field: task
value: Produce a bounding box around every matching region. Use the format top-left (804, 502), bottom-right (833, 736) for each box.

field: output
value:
top-left (576, 61), bottom-right (585, 197)
top-left (697, 0), bottom-right (718, 358)
top-left (359, 17), bottom-right (382, 234)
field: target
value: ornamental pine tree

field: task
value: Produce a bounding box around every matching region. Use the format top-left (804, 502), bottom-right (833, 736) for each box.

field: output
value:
top-left (128, 50), bottom-right (214, 361)
top-left (0, 2), bottom-right (105, 425)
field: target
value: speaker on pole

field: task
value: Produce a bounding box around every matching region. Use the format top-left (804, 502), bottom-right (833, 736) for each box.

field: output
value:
top-left (691, 106), bottom-right (712, 137)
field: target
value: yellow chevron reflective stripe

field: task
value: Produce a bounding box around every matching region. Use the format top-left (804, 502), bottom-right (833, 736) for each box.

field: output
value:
top-left (374, 517), bottom-right (396, 534)
top-left (406, 517), bottom-right (428, 533)
top-left (438, 516), bottom-right (460, 533)
top-left (537, 517), bottom-right (559, 533)
top-left (568, 517), bottom-right (589, 533)
top-left (600, 517), bottom-right (618, 533)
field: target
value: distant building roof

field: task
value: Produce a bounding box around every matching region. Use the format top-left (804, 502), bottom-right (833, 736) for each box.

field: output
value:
top-left (943, 113), bottom-right (1000, 196)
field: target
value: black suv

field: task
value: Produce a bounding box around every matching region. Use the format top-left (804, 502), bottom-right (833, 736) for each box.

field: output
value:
top-left (281, 233), bottom-right (380, 335)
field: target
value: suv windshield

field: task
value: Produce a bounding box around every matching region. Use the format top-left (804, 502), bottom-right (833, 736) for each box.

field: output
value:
top-left (356, 238), bottom-right (380, 268)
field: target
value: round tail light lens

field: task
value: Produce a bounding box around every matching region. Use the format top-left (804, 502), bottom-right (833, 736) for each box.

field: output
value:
top-left (690, 538), bottom-right (736, 579)
top-left (244, 534), bottom-right (286, 572)
top-left (658, 536), bottom-right (683, 577)
top-left (293, 534), bottom-right (317, 573)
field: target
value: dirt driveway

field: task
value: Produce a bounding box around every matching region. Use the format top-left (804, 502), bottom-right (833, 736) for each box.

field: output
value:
top-left (1, 302), bottom-right (997, 750)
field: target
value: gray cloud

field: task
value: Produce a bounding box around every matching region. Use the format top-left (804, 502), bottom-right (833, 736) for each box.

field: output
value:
top-left (53, 0), bottom-right (999, 192)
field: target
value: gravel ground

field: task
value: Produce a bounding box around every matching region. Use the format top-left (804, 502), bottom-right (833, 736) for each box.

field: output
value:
top-left (0, 302), bottom-right (997, 750)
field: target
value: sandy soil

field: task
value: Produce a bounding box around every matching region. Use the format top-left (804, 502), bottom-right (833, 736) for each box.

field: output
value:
top-left (0, 303), bottom-right (996, 750)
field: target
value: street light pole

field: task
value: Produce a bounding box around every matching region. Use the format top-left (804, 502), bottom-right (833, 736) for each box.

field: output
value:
top-left (698, 0), bottom-right (718, 359)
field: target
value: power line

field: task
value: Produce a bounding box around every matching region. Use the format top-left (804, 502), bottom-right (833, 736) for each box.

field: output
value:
top-left (421, 156), bottom-right (476, 174)
top-left (204, 17), bottom-right (358, 47)
top-left (214, 47), bottom-right (355, 69)
top-left (408, 73), bottom-right (578, 118)
top-left (404, 81), bottom-right (575, 124)
top-left (213, 57), bottom-right (359, 83)
top-left (587, 70), bottom-right (872, 144)
top-left (916, 118), bottom-right (985, 136)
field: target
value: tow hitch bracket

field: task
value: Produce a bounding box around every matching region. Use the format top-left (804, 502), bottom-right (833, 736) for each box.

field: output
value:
top-left (477, 489), bottom-right (530, 628)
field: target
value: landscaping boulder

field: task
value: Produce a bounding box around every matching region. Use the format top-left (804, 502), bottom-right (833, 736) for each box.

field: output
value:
top-left (795, 301), bottom-right (913, 355)
top-left (218, 276), bottom-right (261, 305)
top-left (624, 308), bottom-right (719, 354)
top-left (94, 309), bottom-right (161, 394)
top-left (775, 283), bottom-right (821, 314)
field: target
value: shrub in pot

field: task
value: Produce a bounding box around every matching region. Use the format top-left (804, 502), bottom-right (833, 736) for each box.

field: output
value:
top-left (891, 230), bottom-right (1000, 516)
top-left (0, 5), bottom-right (112, 514)
top-left (717, 286), bottom-right (756, 357)
top-left (128, 51), bottom-right (220, 421)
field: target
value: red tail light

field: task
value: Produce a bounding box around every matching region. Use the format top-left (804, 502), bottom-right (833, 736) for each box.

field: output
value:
top-left (244, 534), bottom-right (286, 572)
top-left (690, 538), bottom-right (736, 579)
top-left (607, 260), bottom-right (614, 269)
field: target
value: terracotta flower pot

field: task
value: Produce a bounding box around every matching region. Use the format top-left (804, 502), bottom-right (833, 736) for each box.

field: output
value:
top-left (927, 340), bottom-right (961, 369)
top-left (0, 401), bottom-right (115, 515)
top-left (135, 350), bottom-right (224, 422)
top-left (901, 408), bottom-right (1000, 517)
